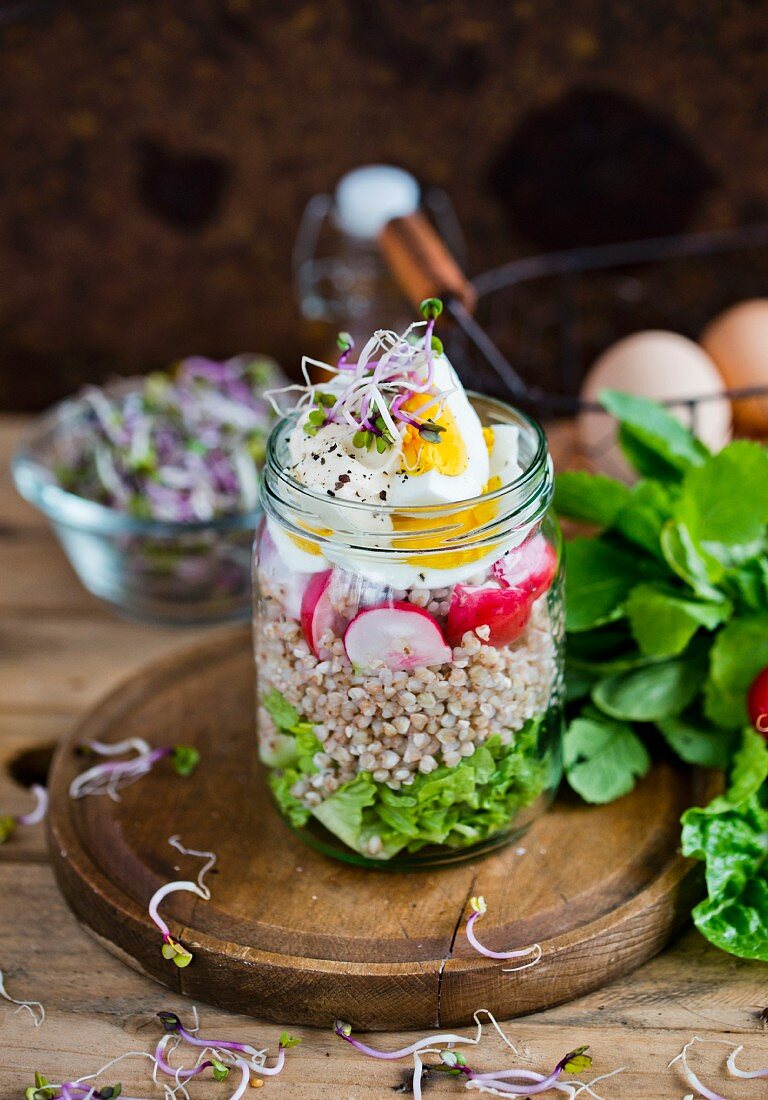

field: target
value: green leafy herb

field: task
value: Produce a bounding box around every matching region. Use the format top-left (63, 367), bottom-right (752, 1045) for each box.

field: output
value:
top-left (564, 538), bottom-right (649, 632)
top-left (563, 711), bottom-right (650, 803)
top-left (600, 389), bottom-right (709, 478)
top-left (624, 583), bottom-right (729, 657)
top-left (703, 615), bottom-right (768, 730)
top-left (591, 656), bottom-right (701, 721)
top-left (554, 470), bottom-right (632, 527)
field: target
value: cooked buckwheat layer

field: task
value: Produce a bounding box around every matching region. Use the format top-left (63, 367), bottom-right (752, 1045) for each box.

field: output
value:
top-left (257, 573), bottom-right (559, 809)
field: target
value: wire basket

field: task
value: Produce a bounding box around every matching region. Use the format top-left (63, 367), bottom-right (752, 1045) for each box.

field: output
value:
top-left (448, 223), bottom-right (768, 435)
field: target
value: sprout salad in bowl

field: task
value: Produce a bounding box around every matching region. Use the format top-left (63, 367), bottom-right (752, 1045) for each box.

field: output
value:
top-left (255, 302), bottom-right (564, 867)
top-left (13, 355), bottom-right (288, 623)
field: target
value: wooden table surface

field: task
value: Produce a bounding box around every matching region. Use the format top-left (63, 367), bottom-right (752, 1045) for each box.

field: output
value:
top-left (1, 415), bottom-right (766, 1099)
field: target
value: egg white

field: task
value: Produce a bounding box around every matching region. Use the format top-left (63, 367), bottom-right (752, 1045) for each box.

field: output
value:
top-left (387, 356), bottom-right (489, 508)
top-left (266, 515), bottom-right (329, 575)
top-left (488, 424), bottom-right (523, 485)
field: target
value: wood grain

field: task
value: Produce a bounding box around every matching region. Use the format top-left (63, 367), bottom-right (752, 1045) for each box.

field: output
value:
top-left (47, 628), bottom-right (721, 1030)
top-left (2, 416), bottom-right (766, 1099)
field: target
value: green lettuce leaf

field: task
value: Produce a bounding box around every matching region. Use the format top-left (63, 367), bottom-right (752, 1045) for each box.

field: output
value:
top-left (681, 730), bottom-right (768, 961)
top-left (563, 710), bottom-right (650, 803)
top-left (299, 720), bottom-right (552, 860)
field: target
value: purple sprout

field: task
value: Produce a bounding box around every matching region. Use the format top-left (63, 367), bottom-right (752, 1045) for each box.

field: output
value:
top-left (157, 1010), bottom-right (299, 1078)
top-left (70, 740), bottom-right (199, 801)
top-left (465, 897), bottom-right (542, 972)
top-left (148, 837), bottom-right (217, 968)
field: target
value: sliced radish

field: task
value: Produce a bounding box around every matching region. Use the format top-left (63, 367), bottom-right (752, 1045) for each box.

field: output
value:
top-left (259, 525), bottom-right (312, 620)
top-left (492, 534), bottom-right (557, 600)
top-left (344, 602), bottom-right (452, 671)
top-left (301, 570), bottom-right (337, 656)
top-left (446, 581), bottom-right (534, 648)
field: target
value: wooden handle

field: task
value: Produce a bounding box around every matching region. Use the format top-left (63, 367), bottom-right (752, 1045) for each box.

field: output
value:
top-left (379, 211), bottom-right (477, 314)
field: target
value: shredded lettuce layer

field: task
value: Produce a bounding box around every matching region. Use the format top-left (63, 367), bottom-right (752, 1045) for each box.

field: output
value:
top-left (263, 689), bottom-right (555, 860)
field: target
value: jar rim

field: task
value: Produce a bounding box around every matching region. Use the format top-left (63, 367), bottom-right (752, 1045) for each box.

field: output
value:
top-left (261, 393), bottom-right (553, 558)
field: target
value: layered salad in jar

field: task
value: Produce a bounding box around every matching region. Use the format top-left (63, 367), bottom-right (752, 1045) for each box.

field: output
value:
top-left (255, 301), bottom-right (563, 865)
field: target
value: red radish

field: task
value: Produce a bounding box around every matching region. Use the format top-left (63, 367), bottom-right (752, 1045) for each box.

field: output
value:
top-left (344, 602), bottom-right (452, 671)
top-left (301, 570), bottom-right (335, 656)
top-left (748, 667), bottom-right (768, 737)
top-left (493, 534), bottom-right (557, 600)
top-left (446, 582), bottom-right (534, 648)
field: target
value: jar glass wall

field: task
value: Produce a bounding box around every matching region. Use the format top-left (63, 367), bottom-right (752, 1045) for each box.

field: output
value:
top-left (254, 395), bottom-right (564, 868)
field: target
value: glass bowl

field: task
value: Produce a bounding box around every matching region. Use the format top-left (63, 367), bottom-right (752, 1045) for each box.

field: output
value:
top-left (12, 386), bottom-right (262, 625)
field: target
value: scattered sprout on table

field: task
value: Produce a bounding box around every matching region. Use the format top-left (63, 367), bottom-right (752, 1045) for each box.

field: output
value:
top-left (0, 966), bottom-right (45, 1027)
top-left (157, 1009), bottom-right (298, 1079)
top-left (0, 784), bottom-right (48, 845)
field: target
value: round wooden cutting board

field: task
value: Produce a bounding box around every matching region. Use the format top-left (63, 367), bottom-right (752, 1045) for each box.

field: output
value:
top-left (47, 627), bottom-right (719, 1030)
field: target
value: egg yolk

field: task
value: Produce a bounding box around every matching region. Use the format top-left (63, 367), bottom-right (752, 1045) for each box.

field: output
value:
top-left (288, 521), bottom-right (333, 557)
top-left (393, 475), bottom-right (503, 570)
top-left (400, 395), bottom-right (467, 477)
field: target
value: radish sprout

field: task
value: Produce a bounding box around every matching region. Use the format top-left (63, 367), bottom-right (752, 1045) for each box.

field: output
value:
top-left (0, 966), bottom-right (45, 1026)
top-left (466, 896), bottom-right (542, 971)
top-left (70, 740), bottom-right (199, 801)
top-left (727, 1044), bottom-right (768, 1078)
top-left (668, 1037), bottom-right (731, 1100)
top-left (157, 1010), bottom-right (298, 1076)
top-left (149, 836), bottom-right (217, 967)
top-left (0, 784), bottom-right (48, 844)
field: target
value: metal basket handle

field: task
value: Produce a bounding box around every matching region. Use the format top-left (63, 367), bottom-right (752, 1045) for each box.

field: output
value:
top-left (378, 212), bottom-right (477, 314)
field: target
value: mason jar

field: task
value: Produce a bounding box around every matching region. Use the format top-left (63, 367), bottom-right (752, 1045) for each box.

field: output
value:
top-left (254, 394), bottom-right (563, 868)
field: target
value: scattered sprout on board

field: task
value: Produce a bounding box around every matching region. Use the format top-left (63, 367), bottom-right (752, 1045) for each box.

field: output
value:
top-left (148, 836), bottom-right (217, 968)
top-left (70, 738), bottom-right (199, 800)
top-left (0, 783), bottom-right (48, 844)
top-left (54, 355), bottom-right (287, 522)
top-left (465, 896), bottom-right (542, 971)
top-left (669, 1035), bottom-right (768, 1099)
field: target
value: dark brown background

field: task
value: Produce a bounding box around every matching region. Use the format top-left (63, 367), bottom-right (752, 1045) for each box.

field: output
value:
top-left (1, 0), bottom-right (767, 410)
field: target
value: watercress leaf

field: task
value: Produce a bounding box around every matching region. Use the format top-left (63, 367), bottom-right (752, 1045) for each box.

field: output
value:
top-left (660, 521), bottom-right (725, 601)
top-left (722, 556), bottom-right (768, 612)
top-left (703, 615), bottom-right (768, 730)
top-left (698, 728), bottom-right (768, 815)
top-left (600, 389), bottom-right (709, 478)
top-left (591, 656), bottom-right (700, 721)
top-left (613, 480), bottom-right (675, 558)
top-left (656, 713), bottom-right (737, 769)
top-left (554, 471), bottom-right (631, 526)
top-left (676, 441), bottom-right (768, 553)
top-left (624, 583), bottom-right (731, 657)
top-left (563, 713), bottom-right (650, 803)
top-left (564, 538), bottom-right (648, 632)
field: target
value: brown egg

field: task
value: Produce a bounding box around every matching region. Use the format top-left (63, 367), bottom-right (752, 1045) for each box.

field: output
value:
top-left (578, 330), bottom-right (731, 480)
top-left (701, 299), bottom-right (768, 433)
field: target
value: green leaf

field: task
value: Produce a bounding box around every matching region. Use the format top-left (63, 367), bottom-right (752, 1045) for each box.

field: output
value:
top-left (591, 657), bottom-right (700, 721)
top-left (563, 1047), bottom-right (592, 1075)
top-left (563, 713), bottom-right (650, 803)
top-left (681, 730), bottom-right (768, 961)
top-left (704, 615), bottom-right (768, 730)
top-left (554, 471), bottom-right (631, 526)
top-left (660, 521), bottom-right (725, 601)
top-left (280, 1031), bottom-right (302, 1049)
top-left (656, 713), bottom-right (737, 769)
top-left (676, 441), bottom-right (768, 553)
top-left (723, 557), bottom-right (768, 612)
top-left (564, 538), bottom-right (648, 632)
top-left (170, 745), bottom-right (200, 777)
top-left (262, 688), bottom-right (302, 732)
top-left (613, 480), bottom-right (674, 558)
top-left (600, 389), bottom-right (709, 479)
top-left (624, 583), bottom-right (730, 657)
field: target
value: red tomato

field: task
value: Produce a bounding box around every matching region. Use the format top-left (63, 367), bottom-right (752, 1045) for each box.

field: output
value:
top-left (747, 667), bottom-right (768, 738)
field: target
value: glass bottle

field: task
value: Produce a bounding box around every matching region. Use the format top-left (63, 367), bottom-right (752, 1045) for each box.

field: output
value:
top-left (254, 395), bottom-right (563, 869)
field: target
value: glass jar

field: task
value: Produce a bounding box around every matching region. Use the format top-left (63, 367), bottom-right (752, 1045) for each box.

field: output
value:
top-left (254, 394), bottom-right (563, 868)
